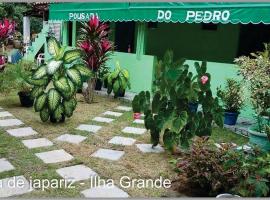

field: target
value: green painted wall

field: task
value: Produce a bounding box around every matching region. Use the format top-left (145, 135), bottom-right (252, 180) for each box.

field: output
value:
top-left (185, 60), bottom-right (253, 119)
top-left (106, 52), bottom-right (156, 93)
top-left (146, 23), bottom-right (240, 63)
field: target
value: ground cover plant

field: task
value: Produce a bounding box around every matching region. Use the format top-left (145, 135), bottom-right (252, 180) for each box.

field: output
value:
top-left (132, 51), bottom-right (224, 151)
top-left (28, 37), bottom-right (92, 122)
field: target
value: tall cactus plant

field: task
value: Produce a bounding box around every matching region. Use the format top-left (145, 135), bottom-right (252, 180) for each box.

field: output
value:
top-left (132, 51), bottom-right (224, 151)
top-left (27, 37), bottom-right (92, 122)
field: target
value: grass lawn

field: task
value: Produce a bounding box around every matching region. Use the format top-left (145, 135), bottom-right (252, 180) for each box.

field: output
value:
top-left (0, 92), bottom-right (248, 197)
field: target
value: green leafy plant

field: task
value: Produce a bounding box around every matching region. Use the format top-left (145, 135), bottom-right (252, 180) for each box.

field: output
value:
top-left (28, 37), bottom-right (92, 122)
top-left (218, 78), bottom-right (245, 113)
top-left (132, 51), bottom-right (223, 150)
top-left (106, 61), bottom-right (131, 98)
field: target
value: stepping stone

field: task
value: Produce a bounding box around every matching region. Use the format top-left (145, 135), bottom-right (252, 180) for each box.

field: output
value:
top-left (0, 111), bottom-right (13, 118)
top-left (136, 144), bottom-right (164, 153)
top-left (0, 158), bottom-right (15, 173)
top-left (0, 175), bottom-right (33, 197)
top-left (35, 149), bottom-right (73, 164)
top-left (76, 124), bottom-right (102, 133)
top-left (6, 127), bottom-right (38, 138)
top-left (133, 119), bottom-right (144, 124)
top-left (109, 136), bottom-right (136, 146)
top-left (115, 106), bottom-right (132, 112)
top-left (103, 111), bottom-right (123, 117)
top-left (56, 165), bottom-right (98, 182)
top-left (22, 138), bottom-right (53, 149)
top-left (91, 148), bottom-right (125, 161)
top-left (55, 134), bottom-right (87, 144)
top-left (81, 184), bottom-right (129, 198)
top-left (122, 127), bottom-right (146, 135)
top-left (92, 117), bottom-right (114, 123)
top-left (0, 119), bottom-right (23, 127)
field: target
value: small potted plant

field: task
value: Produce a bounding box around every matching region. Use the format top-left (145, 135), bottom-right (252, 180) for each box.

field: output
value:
top-left (218, 78), bottom-right (245, 125)
top-left (95, 66), bottom-right (109, 90)
top-left (107, 61), bottom-right (131, 98)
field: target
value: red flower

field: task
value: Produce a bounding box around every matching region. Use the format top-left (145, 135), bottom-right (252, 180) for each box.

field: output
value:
top-left (89, 15), bottom-right (99, 30)
top-left (80, 41), bottom-right (93, 53)
top-left (201, 75), bottom-right (209, 85)
top-left (101, 39), bottom-right (111, 52)
top-left (0, 19), bottom-right (15, 40)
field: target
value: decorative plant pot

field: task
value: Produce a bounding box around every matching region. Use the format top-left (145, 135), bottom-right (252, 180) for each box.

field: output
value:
top-left (188, 102), bottom-right (198, 113)
top-left (248, 126), bottom-right (270, 151)
top-left (216, 193), bottom-right (241, 198)
top-left (115, 90), bottom-right (125, 98)
top-left (13, 40), bottom-right (22, 49)
top-left (49, 114), bottom-right (65, 123)
top-left (133, 112), bottom-right (141, 119)
top-left (95, 79), bottom-right (103, 91)
top-left (103, 78), bottom-right (108, 88)
top-left (18, 91), bottom-right (34, 107)
top-left (224, 111), bottom-right (239, 125)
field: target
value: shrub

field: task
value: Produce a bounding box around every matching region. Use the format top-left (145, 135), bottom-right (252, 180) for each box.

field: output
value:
top-left (218, 78), bottom-right (245, 113)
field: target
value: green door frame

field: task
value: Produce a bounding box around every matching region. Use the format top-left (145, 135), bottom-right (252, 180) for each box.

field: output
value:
top-left (135, 22), bottom-right (147, 59)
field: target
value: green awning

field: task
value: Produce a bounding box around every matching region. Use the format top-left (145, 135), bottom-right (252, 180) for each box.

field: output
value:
top-left (49, 2), bottom-right (270, 24)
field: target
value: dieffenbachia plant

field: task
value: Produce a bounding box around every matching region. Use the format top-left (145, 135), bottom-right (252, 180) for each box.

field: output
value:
top-left (27, 37), bottom-right (92, 122)
top-left (132, 51), bottom-right (223, 150)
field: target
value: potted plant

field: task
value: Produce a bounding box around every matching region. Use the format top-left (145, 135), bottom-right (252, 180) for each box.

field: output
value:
top-left (107, 61), bottom-right (131, 98)
top-left (95, 66), bottom-right (110, 90)
top-left (27, 37), bottom-right (92, 123)
top-left (218, 78), bottom-right (245, 125)
top-left (235, 43), bottom-right (270, 151)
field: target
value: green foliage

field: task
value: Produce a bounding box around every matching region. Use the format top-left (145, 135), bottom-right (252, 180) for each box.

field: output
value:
top-left (28, 36), bottom-right (92, 122)
top-left (218, 78), bottom-right (245, 112)
top-left (177, 137), bottom-right (270, 197)
top-left (132, 51), bottom-right (223, 150)
top-left (106, 62), bottom-right (131, 98)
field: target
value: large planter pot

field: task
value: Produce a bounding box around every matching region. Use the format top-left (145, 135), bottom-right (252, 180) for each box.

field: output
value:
top-left (248, 125), bottom-right (270, 151)
top-left (95, 79), bottom-right (103, 91)
top-left (18, 91), bottom-right (34, 107)
top-left (224, 111), bottom-right (239, 125)
top-left (188, 102), bottom-right (198, 113)
top-left (13, 40), bottom-right (22, 49)
top-left (117, 90), bottom-right (125, 97)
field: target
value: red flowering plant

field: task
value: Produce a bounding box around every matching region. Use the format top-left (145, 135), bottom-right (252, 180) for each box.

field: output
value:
top-left (78, 15), bottom-right (113, 103)
top-left (0, 18), bottom-right (15, 46)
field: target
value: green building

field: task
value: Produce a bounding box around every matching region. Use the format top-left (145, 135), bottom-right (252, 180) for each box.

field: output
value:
top-left (24, 2), bottom-right (270, 118)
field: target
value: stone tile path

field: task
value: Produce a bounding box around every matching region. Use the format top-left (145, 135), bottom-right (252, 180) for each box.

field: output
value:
top-left (22, 138), bottom-right (53, 149)
top-left (0, 158), bottom-right (15, 173)
top-left (103, 111), bottom-right (123, 117)
top-left (109, 136), bottom-right (136, 146)
top-left (35, 149), bottom-right (74, 164)
top-left (136, 144), bottom-right (165, 153)
top-left (115, 106), bottom-right (132, 112)
top-left (0, 176), bottom-right (33, 197)
top-left (81, 184), bottom-right (129, 198)
top-left (91, 148), bottom-right (125, 161)
top-left (92, 116), bottom-right (114, 123)
top-left (76, 124), bottom-right (102, 133)
top-left (0, 119), bottom-right (23, 127)
top-left (55, 134), bottom-right (87, 144)
top-left (122, 127), bottom-right (146, 135)
top-left (133, 119), bottom-right (144, 124)
top-left (56, 165), bottom-right (98, 182)
top-left (6, 127), bottom-right (38, 138)
top-left (0, 111), bottom-right (13, 118)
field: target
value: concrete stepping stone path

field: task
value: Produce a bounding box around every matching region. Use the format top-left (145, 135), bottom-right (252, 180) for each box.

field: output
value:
top-left (56, 165), bottom-right (98, 182)
top-left (133, 119), bottom-right (144, 124)
top-left (76, 124), bottom-right (102, 133)
top-left (0, 158), bottom-right (15, 173)
top-left (6, 127), bottom-right (38, 138)
top-left (22, 138), bottom-right (53, 149)
top-left (0, 119), bottom-right (23, 127)
top-left (136, 144), bottom-right (165, 153)
top-left (0, 111), bottom-right (13, 118)
top-left (0, 175), bottom-right (33, 197)
top-left (35, 149), bottom-right (73, 164)
top-left (92, 116), bottom-right (114, 123)
top-left (109, 136), bottom-right (136, 146)
top-left (81, 184), bottom-right (129, 198)
top-left (103, 111), bottom-right (123, 117)
top-left (115, 106), bottom-right (132, 112)
top-left (91, 148), bottom-right (125, 161)
top-left (55, 134), bottom-right (87, 144)
top-left (122, 127), bottom-right (146, 135)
